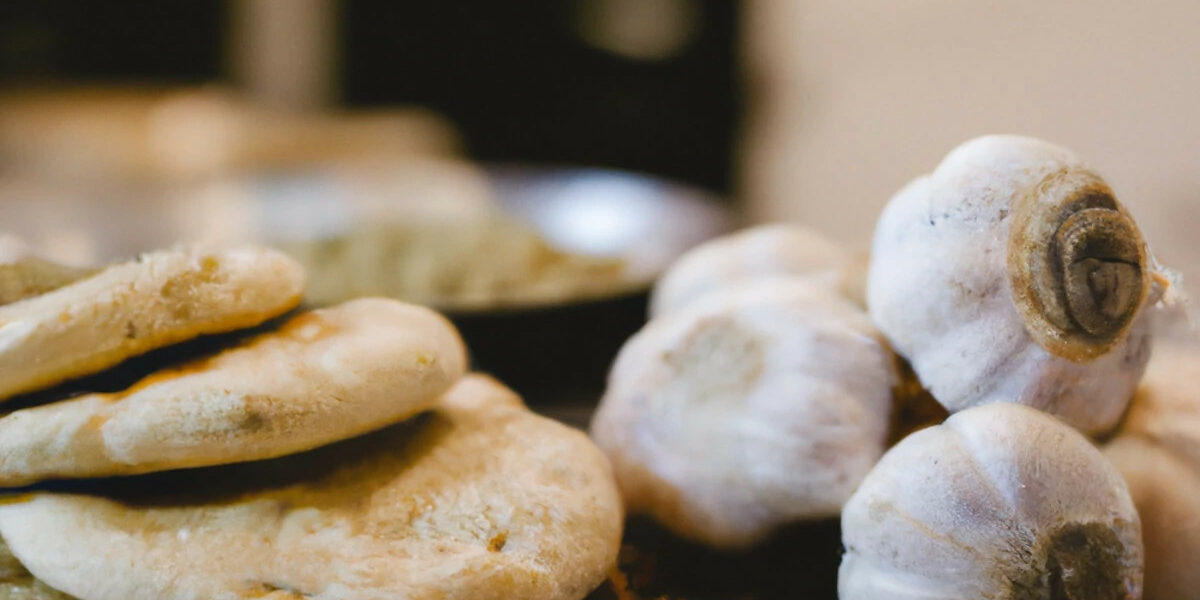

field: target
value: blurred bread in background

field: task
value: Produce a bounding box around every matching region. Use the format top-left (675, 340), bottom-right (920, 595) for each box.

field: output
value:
top-left (0, 86), bottom-right (466, 270)
top-left (0, 86), bottom-right (460, 181)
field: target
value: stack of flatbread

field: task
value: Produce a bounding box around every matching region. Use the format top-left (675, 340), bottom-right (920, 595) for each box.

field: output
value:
top-left (0, 237), bottom-right (623, 600)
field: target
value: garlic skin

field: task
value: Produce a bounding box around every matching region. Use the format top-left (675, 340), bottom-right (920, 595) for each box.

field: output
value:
top-left (840, 402), bottom-right (1143, 600)
top-left (649, 223), bottom-right (859, 317)
top-left (1104, 342), bottom-right (1200, 600)
top-left (867, 135), bottom-right (1158, 436)
top-left (591, 279), bottom-right (895, 548)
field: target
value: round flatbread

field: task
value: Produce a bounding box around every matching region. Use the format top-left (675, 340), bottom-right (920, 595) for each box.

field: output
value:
top-left (0, 374), bottom-right (623, 600)
top-left (0, 297), bottom-right (467, 486)
top-left (0, 244), bottom-right (306, 401)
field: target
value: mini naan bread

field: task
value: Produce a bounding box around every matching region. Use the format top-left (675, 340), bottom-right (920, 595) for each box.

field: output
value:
top-left (0, 235), bottom-right (95, 306)
top-left (0, 245), bottom-right (305, 400)
top-left (0, 375), bottom-right (623, 600)
top-left (0, 298), bottom-right (466, 486)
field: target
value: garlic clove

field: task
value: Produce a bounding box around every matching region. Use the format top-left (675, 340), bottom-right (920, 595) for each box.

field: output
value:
top-left (840, 402), bottom-right (1143, 600)
top-left (649, 223), bottom-right (859, 317)
top-left (592, 278), bottom-right (895, 548)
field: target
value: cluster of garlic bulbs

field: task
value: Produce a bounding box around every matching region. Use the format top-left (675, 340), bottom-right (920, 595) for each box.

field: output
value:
top-left (592, 135), bottom-right (1191, 599)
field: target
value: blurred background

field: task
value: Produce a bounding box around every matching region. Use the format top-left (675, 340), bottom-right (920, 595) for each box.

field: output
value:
top-left (0, 0), bottom-right (1196, 351)
top-left (0, 0), bottom-right (737, 190)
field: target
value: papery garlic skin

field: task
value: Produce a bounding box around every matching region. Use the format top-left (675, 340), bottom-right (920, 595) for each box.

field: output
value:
top-left (592, 279), bottom-right (894, 548)
top-left (1105, 342), bottom-right (1200, 600)
top-left (867, 135), bottom-right (1157, 436)
top-left (840, 402), bottom-right (1143, 600)
top-left (649, 223), bottom-right (859, 317)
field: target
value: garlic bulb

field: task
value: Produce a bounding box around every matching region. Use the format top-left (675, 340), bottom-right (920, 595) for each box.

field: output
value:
top-left (1104, 341), bottom-right (1200, 600)
top-left (649, 223), bottom-right (861, 317)
top-left (591, 279), bottom-right (895, 548)
top-left (840, 402), bottom-right (1143, 600)
top-left (867, 135), bottom-right (1163, 436)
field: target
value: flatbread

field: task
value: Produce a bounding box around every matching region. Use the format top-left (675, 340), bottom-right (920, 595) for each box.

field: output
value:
top-left (0, 374), bottom-right (624, 600)
top-left (0, 245), bottom-right (306, 401)
top-left (0, 298), bottom-right (466, 486)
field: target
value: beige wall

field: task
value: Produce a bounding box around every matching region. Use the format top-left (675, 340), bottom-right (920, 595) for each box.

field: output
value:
top-left (742, 0), bottom-right (1200, 298)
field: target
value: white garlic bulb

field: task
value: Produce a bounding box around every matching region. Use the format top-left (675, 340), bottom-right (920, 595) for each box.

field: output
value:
top-left (868, 135), bottom-right (1163, 436)
top-left (649, 223), bottom-right (861, 317)
top-left (591, 279), bottom-right (895, 548)
top-left (1104, 341), bottom-right (1200, 600)
top-left (840, 402), bottom-right (1143, 600)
